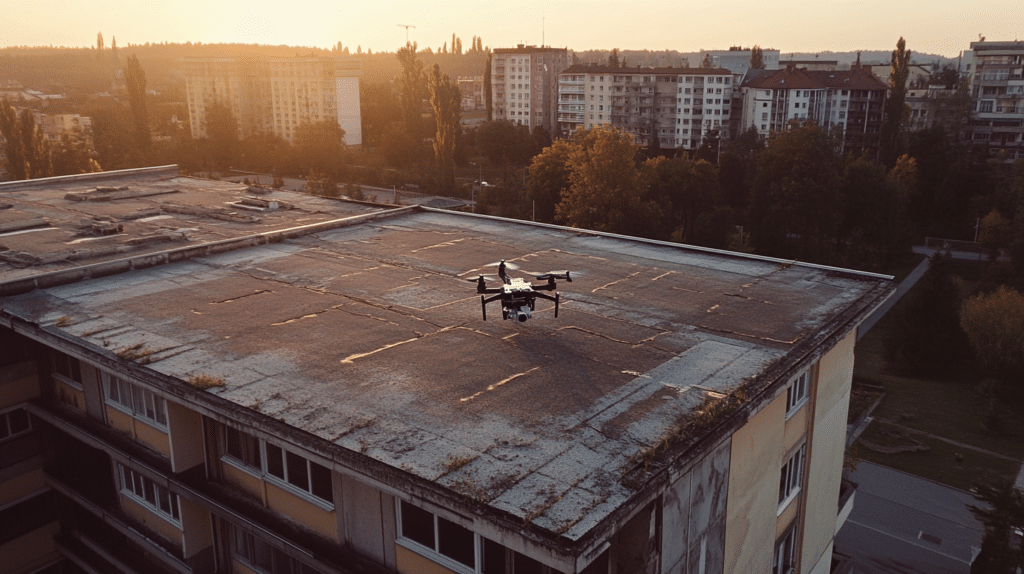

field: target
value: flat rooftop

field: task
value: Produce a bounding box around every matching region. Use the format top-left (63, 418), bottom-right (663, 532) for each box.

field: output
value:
top-left (0, 170), bottom-right (893, 541)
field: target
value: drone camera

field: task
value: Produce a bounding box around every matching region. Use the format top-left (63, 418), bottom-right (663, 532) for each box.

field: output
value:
top-left (509, 305), bottom-right (531, 323)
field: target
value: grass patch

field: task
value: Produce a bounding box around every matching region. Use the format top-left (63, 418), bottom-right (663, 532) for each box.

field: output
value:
top-left (850, 422), bottom-right (1020, 492)
top-left (188, 374), bottom-right (226, 390)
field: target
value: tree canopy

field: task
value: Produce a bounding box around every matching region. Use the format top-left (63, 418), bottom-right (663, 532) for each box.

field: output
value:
top-left (960, 285), bottom-right (1024, 380)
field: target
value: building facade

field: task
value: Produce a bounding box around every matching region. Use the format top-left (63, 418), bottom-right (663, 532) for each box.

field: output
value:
top-left (183, 56), bottom-right (362, 146)
top-left (458, 76), bottom-right (485, 111)
top-left (706, 48), bottom-right (781, 76)
top-left (490, 46), bottom-right (569, 135)
top-left (557, 66), bottom-right (736, 149)
top-left (0, 167), bottom-right (890, 574)
top-left (965, 40), bottom-right (1024, 159)
top-left (737, 65), bottom-right (887, 157)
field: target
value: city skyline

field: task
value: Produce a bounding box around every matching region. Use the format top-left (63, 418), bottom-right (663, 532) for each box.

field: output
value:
top-left (2, 0), bottom-right (1022, 58)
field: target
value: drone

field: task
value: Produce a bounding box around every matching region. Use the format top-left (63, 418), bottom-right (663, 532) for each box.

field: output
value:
top-left (470, 260), bottom-right (572, 323)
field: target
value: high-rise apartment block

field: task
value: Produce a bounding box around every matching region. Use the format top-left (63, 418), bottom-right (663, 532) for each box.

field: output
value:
top-left (0, 165), bottom-right (889, 574)
top-left (965, 40), bottom-right (1024, 159)
top-left (737, 65), bottom-right (887, 157)
top-left (183, 56), bottom-right (362, 146)
top-left (557, 66), bottom-right (736, 149)
top-left (490, 46), bottom-right (569, 135)
top-left (705, 48), bottom-right (781, 75)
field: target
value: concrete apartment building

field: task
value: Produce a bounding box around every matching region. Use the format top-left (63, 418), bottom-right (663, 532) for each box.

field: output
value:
top-left (0, 166), bottom-right (891, 574)
top-left (964, 40), bottom-right (1024, 159)
top-left (737, 65), bottom-right (888, 157)
top-left (705, 48), bottom-right (780, 76)
top-left (557, 66), bottom-right (736, 149)
top-left (490, 46), bottom-right (569, 135)
top-left (904, 86), bottom-right (968, 132)
top-left (458, 77), bottom-right (485, 111)
top-left (183, 56), bottom-right (362, 146)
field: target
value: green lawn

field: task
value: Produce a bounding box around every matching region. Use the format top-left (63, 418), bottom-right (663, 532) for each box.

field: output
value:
top-left (851, 258), bottom-right (1024, 488)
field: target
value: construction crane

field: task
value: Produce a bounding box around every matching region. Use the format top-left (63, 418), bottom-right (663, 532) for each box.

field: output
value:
top-left (397, 24), bottom-right (416, 43)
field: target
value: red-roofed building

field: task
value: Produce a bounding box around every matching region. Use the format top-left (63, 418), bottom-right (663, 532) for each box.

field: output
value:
top-left (737, 65), bottom-right (887, 157)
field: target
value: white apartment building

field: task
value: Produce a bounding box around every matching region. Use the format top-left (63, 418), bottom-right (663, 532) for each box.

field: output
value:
top-left (965, 40), bottom-right (1024, 159)
top-left (491, 46), bottom-right (569, 135)
top-left (183, 56), bottom-right (362, 145)
top-left (737, 65), bottom-right (887, 157)
top-left (557, 66), bottom-right (735, 149)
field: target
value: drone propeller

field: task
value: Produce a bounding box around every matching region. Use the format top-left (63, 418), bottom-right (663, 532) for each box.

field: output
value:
top-left (534, 271), bottom-right (573, 282)
top-left (465, 275), bottom-right (499, 283)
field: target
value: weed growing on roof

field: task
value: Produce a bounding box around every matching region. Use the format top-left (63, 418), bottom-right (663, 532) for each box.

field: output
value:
top-left (55, 316), bottom-right (72, 327)
top-left (188, 374), bottom-right (226, 390)
top-left (117, 343), bottom-right (156, 363)
top-left (443, 454), bottom-right (476, 474)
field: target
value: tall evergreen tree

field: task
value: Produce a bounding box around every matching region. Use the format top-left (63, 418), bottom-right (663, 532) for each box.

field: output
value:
top-left (880, 37), bottom-right (911, 167)
top-left (428, 64), bottom-right (460, 196)
top-left (397, 42), bottom-right (426, 139)
top-left (123, 54), bottom-right (151, 151)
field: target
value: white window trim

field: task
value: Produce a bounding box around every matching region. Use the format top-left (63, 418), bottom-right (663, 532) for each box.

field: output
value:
top-left (778, 443), bottom-right (806, 515)
top-left (118, 464), bottom-right (182, 528)
top-left (102, 372), bottom-right (168, 429)
top-left (52, 371), bottom-right (83, 391)
top-left (785, 371), bottom-right (810, 419)
top-left (396, 501), bottom-right (480, 574)
top-left (220, 427), bottom-right (334, 511)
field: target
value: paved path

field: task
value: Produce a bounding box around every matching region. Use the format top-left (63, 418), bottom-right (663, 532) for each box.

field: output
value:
top-left (836, 461), bottom-right (983, 573)
top-left (871, 419), bottom-right (1020, 462)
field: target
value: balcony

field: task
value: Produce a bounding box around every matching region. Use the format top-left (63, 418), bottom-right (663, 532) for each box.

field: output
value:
top-left (837, 479), bottom-right (857, 533)
top-left (558, 86), bottom-right (584, 94)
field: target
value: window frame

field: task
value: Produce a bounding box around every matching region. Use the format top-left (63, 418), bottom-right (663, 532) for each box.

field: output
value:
top-left (778, 443), bottom-right (806, 513)
top-left (118, 463), bottom-right (181, 527)
top-left (231, 523), bottom-right (318, 574)
top-left (102, 372), bottom-right (168, 429)
top-left (785, 371), bottom-right (810, 417)
top-left (220, 425), bottom-right (334, 508)
top-left (0, 406), bottom-right (33, 443)
top-left (773, 526), bottom-right (797, 574)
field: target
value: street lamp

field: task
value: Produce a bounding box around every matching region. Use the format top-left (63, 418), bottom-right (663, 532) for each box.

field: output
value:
top-left (469, 162), bottom-right (482, 209)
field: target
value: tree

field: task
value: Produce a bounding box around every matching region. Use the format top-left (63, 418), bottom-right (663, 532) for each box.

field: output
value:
top-left (608, 48), bottom-right (620, 68)
top-left (294, 120), bottom-right (346, 179)
top-left (527, 138), bottom-right (573, 223)
top-left (960, 285), bottom-right (1024, 379)
top-left (645, 156), bottom-right (722, 243)
top-left (123, 54), bottom-right (151, 151)
top-left (880, 37), bottom-right (911, 167)
top-left (0, 99), bottom-right (51, 180)
top-left (749, 120), bottom-right (843, 263)
top-left (397, 42), bottom-right (426, 139)
top-left (428, 64), bottom-right (461, 196)
top-left (476, 120), bottom-right (531, 166)
top-left (980, 209), bottom-right (1013, 261)
top-left (967, 479), bottom-right (1024, 573)
top-left (51, 129), bottom-right (102, 176)
top-left (838, 157), bottom-right (908, 269)
top-left (484, 51), bottom-right (493, 121)
top-left (884, 252), bottom-right (968, 374)
top-left (555, 127), bottom-right (659, 237)
top-left (700, 53), bottom-right (713, 68)
top-left (750, 45), bottom-right (764, 70)
top-left (206, 101), bottom-right (239, 170)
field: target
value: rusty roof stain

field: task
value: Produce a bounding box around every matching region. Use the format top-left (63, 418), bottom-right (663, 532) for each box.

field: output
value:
top-left (0, 170), bottom-right (894, 541)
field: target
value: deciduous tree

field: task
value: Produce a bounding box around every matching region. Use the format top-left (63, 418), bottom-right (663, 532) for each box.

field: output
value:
top-left (979, 209), bottom-right (1012, 261)
top-left (51, 129), bottom-right (102, 176)
top-left (428, 64), bottom-right (460, 196)
top-left (397, 42), bottom-right (426, 139)
top-left (294, 120), bottom-right (346, 180)
top-left (0, 99), bottom-right (51, 180)
top-left (206, 101), bottom-right (238, 170)
top-left (123, 54), bottom-right (151, 151)
top-left (967, 479), bottom-right (1024, 573)
top-left (750, 45), bottom-right (764, 70)
top-left (960, 285), bottom-right (1024, 379)
top-left (881, 37), bottom-right (911, 166)
top-left (527, 138), bottom-right (573, 223)
top-left (749, 120), bottom-right (843, 263)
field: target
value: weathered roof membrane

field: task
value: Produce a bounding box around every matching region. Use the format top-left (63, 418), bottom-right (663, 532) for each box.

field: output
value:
top-left (0, 169), bottom-right (894, 546)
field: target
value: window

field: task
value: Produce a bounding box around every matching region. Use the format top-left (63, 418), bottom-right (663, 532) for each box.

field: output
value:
top-left (0, 407), bottom-right (32, 441)
top-left (786, 372), bottom-right (809, 414)
top-left (232, 524), bottom-right (318, 574)
top-left (104, 373), bottom-right (167, 427)
top-left (53, 351), bottom-right (82, 385)
top-left (222, 427), bottom-right (333, 505)
top-left (778, 444), bottom-right (805, 508)
top-left (773, 527), bottom-right (796, 574)
top-left (398, 500), bottom-right (571, 573)
top-left (119, 464), bottom-right (180, 524)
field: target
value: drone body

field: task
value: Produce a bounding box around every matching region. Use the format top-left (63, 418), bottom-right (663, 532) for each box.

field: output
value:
top-left (472, 261), bottom-right (572, 323)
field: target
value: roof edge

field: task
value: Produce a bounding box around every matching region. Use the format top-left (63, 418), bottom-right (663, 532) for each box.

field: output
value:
top-left (0, 165), bottom-right (181, 193)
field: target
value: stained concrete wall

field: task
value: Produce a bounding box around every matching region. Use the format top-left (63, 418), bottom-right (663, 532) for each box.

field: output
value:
top-left (801, 332), bottom-right (855, 574)
top-left (661, 437), bottom-right (731, 574)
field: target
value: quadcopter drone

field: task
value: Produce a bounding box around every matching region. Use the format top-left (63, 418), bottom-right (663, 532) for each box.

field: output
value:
top-left (470, 260), bottom-right (572, 323)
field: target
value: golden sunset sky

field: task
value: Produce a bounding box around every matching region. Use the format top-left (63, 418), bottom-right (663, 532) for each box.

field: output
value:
top-left (2, 0), bottom-right (1021, 57)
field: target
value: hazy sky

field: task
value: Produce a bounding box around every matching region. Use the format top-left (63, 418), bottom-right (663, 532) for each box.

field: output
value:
top-left (2, 0), bottom-right (1022, 58)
